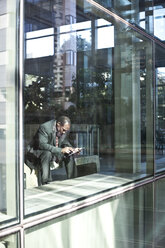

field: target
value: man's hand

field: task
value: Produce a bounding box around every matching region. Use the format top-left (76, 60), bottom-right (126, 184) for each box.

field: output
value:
top-left (61, 147), bottom-right (74, 154)
top-left (73, 147), bottom-right (82, 154)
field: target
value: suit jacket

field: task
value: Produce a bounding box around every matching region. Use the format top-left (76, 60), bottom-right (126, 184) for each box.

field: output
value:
top-left (25, 119), bottom-right (72, 170)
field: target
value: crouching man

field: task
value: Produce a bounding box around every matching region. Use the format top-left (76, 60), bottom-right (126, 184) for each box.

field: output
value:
top-left (25, 116), bottom-right (80, 185)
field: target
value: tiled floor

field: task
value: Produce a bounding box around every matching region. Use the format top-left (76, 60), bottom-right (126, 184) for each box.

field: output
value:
top-left (25, 173), bottom-right (134, 216)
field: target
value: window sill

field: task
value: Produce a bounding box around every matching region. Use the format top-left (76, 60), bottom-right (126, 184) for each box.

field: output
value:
top-left (25, 172), bottom-right (151, 219)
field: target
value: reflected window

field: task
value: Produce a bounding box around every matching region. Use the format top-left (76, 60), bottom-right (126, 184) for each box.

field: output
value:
top-left (154, 6), bottom-right (165, 41)
top-left (139, 11), bottom-right (146, 29)
top-left (26, 28), bottom-right (54, 58)
top-left (96, 19), bottom-right (114, 49)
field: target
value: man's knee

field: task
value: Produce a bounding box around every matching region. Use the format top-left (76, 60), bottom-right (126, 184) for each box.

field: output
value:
top-left (40, 150), bottom-right (52, 160)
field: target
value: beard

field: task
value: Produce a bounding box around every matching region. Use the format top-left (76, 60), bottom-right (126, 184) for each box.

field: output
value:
top-left (56, 131), bottom-right (62, 138)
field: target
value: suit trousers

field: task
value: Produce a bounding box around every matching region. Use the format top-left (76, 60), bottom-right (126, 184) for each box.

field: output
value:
top-left (29, 150), bottom-right (77, 185)
top-left (64, 155), bottom-right (77, 179)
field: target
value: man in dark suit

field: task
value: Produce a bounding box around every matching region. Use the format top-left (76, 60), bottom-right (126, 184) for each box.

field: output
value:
top-left (25, 116), bottom-right (79, 185)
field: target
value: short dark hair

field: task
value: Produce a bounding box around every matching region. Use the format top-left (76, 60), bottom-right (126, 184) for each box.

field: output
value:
top-left (57, 116), bottom-right (71, 126)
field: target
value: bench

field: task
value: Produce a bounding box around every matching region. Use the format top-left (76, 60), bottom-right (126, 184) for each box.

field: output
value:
top-left (75, 155), bottom-right (100, 177)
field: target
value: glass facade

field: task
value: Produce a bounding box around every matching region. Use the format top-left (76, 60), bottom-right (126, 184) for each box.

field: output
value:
top-left (0, 0), bottom-right (19, 228)
top-left (23, 0), bottom-right (155, 215)
top-left (0, 0), bottom-right (165, 246)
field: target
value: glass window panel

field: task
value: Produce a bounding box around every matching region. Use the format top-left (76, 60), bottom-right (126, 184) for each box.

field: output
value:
top-left (155, 44), bottom-right (165, 173)
top-left (0, 0), bottom-right (19, 228)
top-left (0, 233), bottom-right (20, 248)
top-left (24, 0), bottom-right (154, 216)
